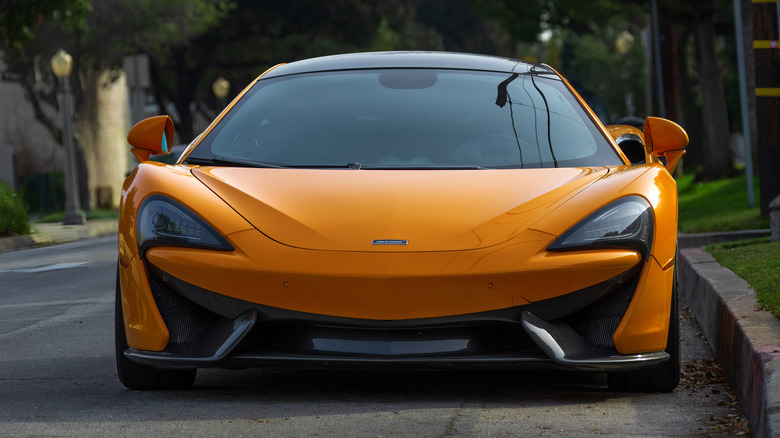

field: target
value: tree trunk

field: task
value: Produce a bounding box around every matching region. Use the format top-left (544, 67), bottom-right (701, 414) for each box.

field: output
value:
top-left (660, 13), bottom-right (679, 122)
top-left (675, 26), bottom-right (704, 170)
top-left (692, 6), bottom-right (734, 180)
top-left (76, 68), bottom-right (130, 210)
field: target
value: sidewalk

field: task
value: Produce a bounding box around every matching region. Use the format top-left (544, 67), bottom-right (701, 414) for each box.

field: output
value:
top-left (0, 219), bottom-right (118, 254)
top-left (678, 230), bottom-right (780, 438)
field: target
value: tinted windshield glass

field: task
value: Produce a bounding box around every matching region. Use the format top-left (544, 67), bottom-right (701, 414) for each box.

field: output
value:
top-left (188, 69), bottom-right (622, 168)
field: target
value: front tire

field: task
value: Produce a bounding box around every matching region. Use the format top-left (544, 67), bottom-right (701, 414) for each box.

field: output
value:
top-left (115, 266), bottom-right (196, 390)
top-left (607, 261), bottom-right (680, 393)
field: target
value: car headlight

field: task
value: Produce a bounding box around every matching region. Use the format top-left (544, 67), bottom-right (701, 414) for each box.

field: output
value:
top-left (136, 195), bottom-right (234, 257)
top-left (547, 196), bottom-right (653, 259)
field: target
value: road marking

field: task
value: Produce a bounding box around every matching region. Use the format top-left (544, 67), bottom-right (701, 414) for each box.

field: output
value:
top-left (0, 296), bottom-right (113, 338)
top-left (0, 262), bottom-right (89, 273)
top-left (0, 297), bottom-right (113, 310)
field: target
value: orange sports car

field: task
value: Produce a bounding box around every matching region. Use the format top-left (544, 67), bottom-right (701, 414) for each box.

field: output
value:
top-left (116, 52), bottom-right (688, 392)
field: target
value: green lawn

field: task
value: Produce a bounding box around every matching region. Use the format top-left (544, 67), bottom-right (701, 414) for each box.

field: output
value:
top-left (676, 174), bottom-right (768, 233)
top-left (708, 238), bottom-right (780, 318)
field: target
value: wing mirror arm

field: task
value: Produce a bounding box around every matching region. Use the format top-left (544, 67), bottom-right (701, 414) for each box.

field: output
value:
top-left (662, 150), bottom-right (686, 174)
top-left (127, 116), bottom-right (175, 163)
top-left (643, 117), bottom-right (688, 174)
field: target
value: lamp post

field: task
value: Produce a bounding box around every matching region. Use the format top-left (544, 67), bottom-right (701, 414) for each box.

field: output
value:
top-left (51, 49), bottom-right (85, 225)
top-left (212, 77), bottom-right (230, 111)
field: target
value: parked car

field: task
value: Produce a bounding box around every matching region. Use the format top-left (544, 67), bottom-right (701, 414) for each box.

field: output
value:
top-left (117, 51), bottom-right (687, 391)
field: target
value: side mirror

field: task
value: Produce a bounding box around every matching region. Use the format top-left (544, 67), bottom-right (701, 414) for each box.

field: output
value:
top-left (605, 124), bottom-right (647, 165)
top-left (127, 115), bottom-right (174, 163)
top-left (643, 117), bottom-right (688, 173)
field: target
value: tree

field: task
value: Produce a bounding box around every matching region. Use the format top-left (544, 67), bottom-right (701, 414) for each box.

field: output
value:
top-left (1, 0), bottom-right (231, 208)
top-left (146, 0), bottom-right (446, 142)
top-left (4, 0), bottom-right (521, 209)
top-left (0, 0), bottom-right (89, 50)
top-left (689, 0), bottom-right (734, 180)
top-left (0, 0), bottom-right (89, 145)
top-left (137, 0), bottom-right (543, 143)
top-left (476, 0), bottom-right (736, 180)
top-left (551, 18), bottom-right (648, 122)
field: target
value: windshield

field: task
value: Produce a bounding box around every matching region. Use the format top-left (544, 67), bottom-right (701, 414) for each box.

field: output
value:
top-left (187, 69), bottom-right (622, 169)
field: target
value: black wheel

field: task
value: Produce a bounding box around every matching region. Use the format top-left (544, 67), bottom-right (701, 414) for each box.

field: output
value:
top-left (607, 260), bottom-right (680, 393)
top-left (115, 266), bottom-right (196, 390)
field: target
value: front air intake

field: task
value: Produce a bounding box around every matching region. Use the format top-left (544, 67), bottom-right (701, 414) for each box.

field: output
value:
top-left (148, 265), bottom-right (221, 345)
top-left (564, 277), bottom-right (638, 348)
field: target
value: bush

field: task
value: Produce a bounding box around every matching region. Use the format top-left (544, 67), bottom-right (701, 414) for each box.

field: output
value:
top-left (20, 172), bottom-right (65, 215)
top-left (0, 181), bottom-right (30, 236)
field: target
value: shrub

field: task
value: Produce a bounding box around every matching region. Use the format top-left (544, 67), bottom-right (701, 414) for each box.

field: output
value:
top-left (0, 181), bottom-right (31, 236)
top-left (20, 172), bottom-right (65, 215)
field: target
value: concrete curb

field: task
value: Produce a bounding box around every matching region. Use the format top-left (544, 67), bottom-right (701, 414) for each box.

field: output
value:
top-left (0, 234), bottom-right (36, 253)
top-left (679, 247), bottom-right (780, 438)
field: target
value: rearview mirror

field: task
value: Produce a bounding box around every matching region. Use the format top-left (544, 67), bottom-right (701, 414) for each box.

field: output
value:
top-left (127, 115), bottom-right (174, 163)
top-left (643, 117), bottom-right (688, 173)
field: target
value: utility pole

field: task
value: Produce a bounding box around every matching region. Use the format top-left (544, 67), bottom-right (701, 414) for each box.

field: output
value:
top-left (752, 0), bottom-right (780, 215)
top-left (735, 0), bottom-right (756, 206)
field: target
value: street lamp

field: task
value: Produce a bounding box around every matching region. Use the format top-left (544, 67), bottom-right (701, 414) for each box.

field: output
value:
top-left (212, 77), bottom-right (230, 110)
top-left (51, 49), bottom-right (85, 225)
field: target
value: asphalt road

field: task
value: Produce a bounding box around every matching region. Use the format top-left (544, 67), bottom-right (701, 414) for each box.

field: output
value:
top-left (0, 236), bottom-right (748, 437)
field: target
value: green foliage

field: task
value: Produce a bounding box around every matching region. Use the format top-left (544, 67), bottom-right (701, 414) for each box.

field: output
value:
top-left (159, 0), bottom-right (512, 140)
top-left (551, 26), bottom-right (646, 122)
top-left (709, 238), bottom-right (780, 319)
top-left (677, 174), bottom-right (768, 233)
top-left (474, 0), bottom-right (648, 122)
top-left (1, 0), bottom-right (237, 152)
top-left (0, 0), bottom-right (89, 49)
top-left (87, 0), bottom-right (233, 65)
top-left (0, 181), bottom-right (31, 237)
top-left (417, 0), bottom-right (516, 55)
top-left (371, 18), bottom-right (403, 51)
top-left (470, 0), bottom-right (547, 43)
top-left (546, 0), bottom-right (647, 34)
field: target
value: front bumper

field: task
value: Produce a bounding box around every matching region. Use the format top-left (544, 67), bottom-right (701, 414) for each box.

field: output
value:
top-left (125, 307), bottom-right (668, 371)
top-left (123, 266), bottom-right (669, 371)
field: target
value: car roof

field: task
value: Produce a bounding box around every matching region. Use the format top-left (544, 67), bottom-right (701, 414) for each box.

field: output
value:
top-left (261, 51), bottom-right (555, 79)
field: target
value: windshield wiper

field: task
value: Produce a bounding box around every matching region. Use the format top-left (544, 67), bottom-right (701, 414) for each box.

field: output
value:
top-left (186, 157), bottom-right (491, 170)
top-left (186, 157), bottom-right (367, 169)
top-left (185, 156), bottom-right (287, 168)
top-left (359, 164), bottom-right (488, 170)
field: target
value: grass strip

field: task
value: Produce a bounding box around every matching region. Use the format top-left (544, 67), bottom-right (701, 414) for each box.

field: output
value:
top-left (677, 174), bottom-right (768, 233)
top-left (708, 238), bottom-right (780, 318)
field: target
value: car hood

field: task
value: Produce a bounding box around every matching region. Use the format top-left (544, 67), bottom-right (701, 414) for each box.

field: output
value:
top-left (192, 167), bottom-right (607, 251)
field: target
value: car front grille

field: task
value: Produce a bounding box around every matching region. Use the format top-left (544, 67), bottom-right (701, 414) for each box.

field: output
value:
top-left (148, 266), bottom-right (221, 345)
top-left (237, 320), bottom-right (543, 359)
top-left (564, 277), bottom-right (638, 348)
